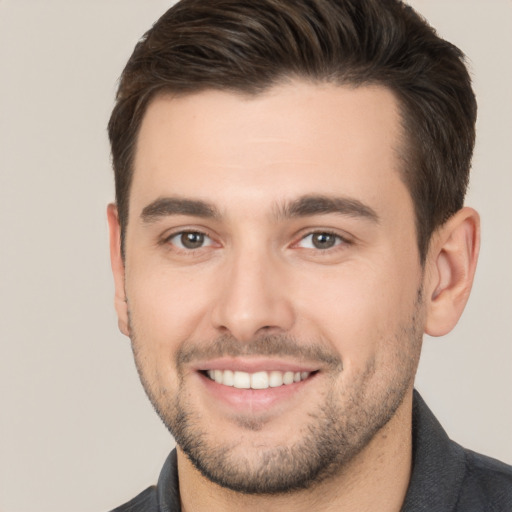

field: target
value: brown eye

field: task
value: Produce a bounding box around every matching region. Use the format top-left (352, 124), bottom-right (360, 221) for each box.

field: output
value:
top-left (167, 231), bottom-right (213, 250)
top-left (180, 232), bottom-right (205, 249)
top-left (311, 233), bottom-right (337, 249)
top-left (297, 232), bottom-right (344, 250)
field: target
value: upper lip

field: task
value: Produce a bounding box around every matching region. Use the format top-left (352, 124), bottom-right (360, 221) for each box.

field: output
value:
top-left (192, 357), bottom-right (321, 374)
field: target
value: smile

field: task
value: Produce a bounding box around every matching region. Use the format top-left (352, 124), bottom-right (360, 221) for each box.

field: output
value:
top-left (205, 369), bottom-right (312, 389)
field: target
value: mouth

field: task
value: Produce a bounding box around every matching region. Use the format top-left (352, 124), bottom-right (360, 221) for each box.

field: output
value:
top-left (193, 358), bottom-right (322, 413)
top-left (202, 369), bottom-right (314, 389)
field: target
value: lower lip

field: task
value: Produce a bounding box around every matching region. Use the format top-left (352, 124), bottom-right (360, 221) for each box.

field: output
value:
top-left (198, 372), bottom-right (316, 413)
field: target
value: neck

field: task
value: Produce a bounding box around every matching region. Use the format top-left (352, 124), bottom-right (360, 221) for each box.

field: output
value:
top-left (178, 390), bottom-right (413, 512)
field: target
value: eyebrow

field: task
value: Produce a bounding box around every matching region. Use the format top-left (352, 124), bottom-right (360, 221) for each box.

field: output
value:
top-left (141, 197), bottom-right (220, 222)
top-left (140, 194), bottom-right (379, 224)
top-left (275, 194), bottom-right (379, 223)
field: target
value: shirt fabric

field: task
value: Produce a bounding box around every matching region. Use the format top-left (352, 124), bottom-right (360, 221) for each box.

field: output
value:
top-left (111, 391), bottom-right (512, 511)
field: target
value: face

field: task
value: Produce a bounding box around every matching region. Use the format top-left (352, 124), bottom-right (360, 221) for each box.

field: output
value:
top-left (115, 82), bottom-right (426, 493)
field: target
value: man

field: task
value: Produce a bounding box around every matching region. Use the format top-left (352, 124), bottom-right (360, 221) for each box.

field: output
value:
top-left (106, 0), bottom-right (512, 510)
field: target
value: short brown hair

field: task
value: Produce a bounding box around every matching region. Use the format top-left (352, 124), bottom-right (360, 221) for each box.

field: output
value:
top-left (108, 0), bottom-right (476, 262)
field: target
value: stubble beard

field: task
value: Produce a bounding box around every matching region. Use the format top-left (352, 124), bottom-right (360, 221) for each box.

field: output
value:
top-left (128, 291), bottom-right (423, 495)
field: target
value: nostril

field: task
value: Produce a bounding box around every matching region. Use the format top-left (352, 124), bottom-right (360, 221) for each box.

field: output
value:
top-left (256, 325), bottom-right (283, 337)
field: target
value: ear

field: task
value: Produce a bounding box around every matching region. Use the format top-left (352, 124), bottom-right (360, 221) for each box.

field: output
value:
top-left (424, 207), bottom-right (480, 337)
top-left (107, 203), bottom-right (130, 337)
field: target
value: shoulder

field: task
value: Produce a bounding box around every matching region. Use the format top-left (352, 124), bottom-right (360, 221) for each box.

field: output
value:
top-left (456, 448), bottom-right (512, 511)
top-left (109, 486), bottom-right (158, 512)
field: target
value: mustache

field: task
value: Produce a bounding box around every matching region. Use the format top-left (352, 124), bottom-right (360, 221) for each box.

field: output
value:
top-left (176, 333), bottom-right (342, 370)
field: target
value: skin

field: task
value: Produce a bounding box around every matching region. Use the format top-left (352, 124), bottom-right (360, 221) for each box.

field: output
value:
top-left (108, 81), bottom-right (480, 511)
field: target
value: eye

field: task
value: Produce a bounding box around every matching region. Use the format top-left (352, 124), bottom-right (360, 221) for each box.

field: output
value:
top-left (167, 231), bottom-right (214, 250)
top-left (297, 232), bottom-right (344, 250)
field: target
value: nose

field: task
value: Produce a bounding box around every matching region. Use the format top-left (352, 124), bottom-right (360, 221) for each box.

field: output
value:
top-left (211, 245), bottom-right (295, 342)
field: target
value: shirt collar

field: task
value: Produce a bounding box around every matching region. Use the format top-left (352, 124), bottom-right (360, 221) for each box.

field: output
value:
top-left (401, 390), bottom-right (466, 511)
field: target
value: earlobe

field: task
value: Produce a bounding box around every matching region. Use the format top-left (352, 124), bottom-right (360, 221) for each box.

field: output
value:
top-left (107, 203), bottom-right (130, 337)
top-left (424, 207), bottom-right (480, 337)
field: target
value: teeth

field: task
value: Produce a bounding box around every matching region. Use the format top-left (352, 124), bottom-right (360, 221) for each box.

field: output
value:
top-left (223, 369), bottom-right (234, 386)
top-left (269, 371), bottom-right (283, 387)
top-left (283, 371), bottom-right (294, 385)
top-left (251, 371), bottom-right (269, 389)
top-left (233, 371), bottom-right (251, 389)
top-left (206, 369), bottom-right (311, 389)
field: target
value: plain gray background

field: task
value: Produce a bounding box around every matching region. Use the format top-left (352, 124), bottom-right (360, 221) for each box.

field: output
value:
top-left (0, 1), bottom-right (511, 511)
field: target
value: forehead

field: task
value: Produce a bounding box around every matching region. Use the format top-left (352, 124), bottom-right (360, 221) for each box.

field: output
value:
top-left (131, 81), bottom-right (408, 217)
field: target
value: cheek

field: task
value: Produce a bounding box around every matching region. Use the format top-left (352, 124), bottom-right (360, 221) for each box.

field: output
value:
top-left (294, 258), bottom-right (421, 365)
top-left (126, 264), bottom-right (216, 345)
top-left (126, 268), bottom-right (213, 395)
